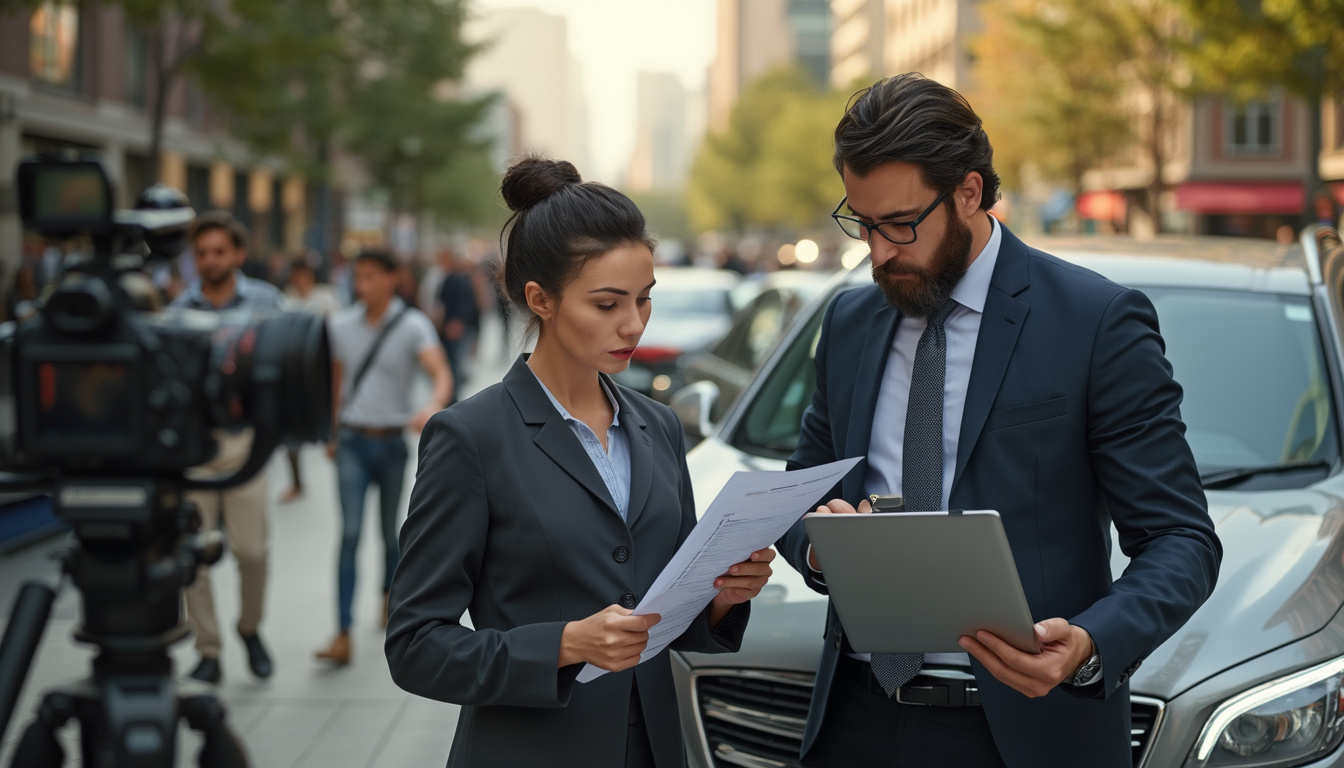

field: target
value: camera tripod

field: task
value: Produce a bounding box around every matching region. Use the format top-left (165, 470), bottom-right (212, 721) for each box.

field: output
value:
top-left (0, 478), bottom-right (250, 768)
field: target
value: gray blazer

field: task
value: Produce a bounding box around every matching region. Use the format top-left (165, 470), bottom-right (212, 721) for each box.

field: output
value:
top-left (386, 357), bottom-right (749, 768)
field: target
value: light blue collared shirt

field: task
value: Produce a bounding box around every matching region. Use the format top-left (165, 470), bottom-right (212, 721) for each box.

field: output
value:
top-left (531, 370), bottom-right (633, 522)
top-left (860, 217), bottom-right (1004, 667)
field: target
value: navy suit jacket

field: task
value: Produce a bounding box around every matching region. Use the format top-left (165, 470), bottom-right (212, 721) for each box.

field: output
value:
top-left (386, 357), bottom-right (749, 768)
top-left (778, 225), bottom-right (1221, 767)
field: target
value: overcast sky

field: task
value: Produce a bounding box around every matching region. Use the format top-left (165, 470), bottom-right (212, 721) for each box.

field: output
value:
top-left (471, 0), bottom-right (718, 182)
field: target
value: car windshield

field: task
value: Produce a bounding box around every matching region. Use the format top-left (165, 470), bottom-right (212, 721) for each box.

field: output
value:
top-left (652, 288), bottom-right (732, 317)
top-left (730, 286), bottom-right (1339, 486)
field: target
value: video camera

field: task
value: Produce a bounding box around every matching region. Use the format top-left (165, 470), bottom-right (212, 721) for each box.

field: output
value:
top-left (2, 156), bottom-right (330, 476)
top-left (0, 154), bottom-right (333, 768)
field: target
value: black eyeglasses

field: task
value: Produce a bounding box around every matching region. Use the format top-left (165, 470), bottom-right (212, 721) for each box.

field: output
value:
top-left (831, 188), bottom-right (952, 245)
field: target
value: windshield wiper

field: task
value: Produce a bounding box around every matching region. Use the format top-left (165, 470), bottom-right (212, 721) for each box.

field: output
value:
top-left (1200, 460), bottom-right (1333, 490)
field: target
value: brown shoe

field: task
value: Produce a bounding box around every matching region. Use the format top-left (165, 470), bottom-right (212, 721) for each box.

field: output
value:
top-left (315, 632), bottom-right (351, 665)
top-left (382, 592), bottom-right (390, 628)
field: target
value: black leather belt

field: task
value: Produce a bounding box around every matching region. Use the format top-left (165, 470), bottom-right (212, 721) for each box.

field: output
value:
top-left (341, 424), bottom-right (403, 439)
top-left (844, 657), bottom-right (982, 707)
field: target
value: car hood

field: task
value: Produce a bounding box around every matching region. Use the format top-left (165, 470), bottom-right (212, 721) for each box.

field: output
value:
top-left (639, 316), bottom-right (731, 353)
top-left (1128, 487), bottom-right (1344, 698)
top-left (682, 437), bottom-right (1344, 699)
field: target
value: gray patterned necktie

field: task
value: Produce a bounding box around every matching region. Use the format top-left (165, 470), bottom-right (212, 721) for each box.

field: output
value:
top-left (870, 298), bottom-right (957, 697)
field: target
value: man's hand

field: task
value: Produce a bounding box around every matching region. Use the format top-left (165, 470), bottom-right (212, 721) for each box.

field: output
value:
top-left (806, 497), bottom-right (872, 570)
top-left (958, 618), bottom-right (1095, 698)
top-left (326, 438), bottom-right (338, 460)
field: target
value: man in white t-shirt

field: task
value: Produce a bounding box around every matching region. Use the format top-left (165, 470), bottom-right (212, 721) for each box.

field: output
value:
top-left (315, 248), bottom-right (452, 665)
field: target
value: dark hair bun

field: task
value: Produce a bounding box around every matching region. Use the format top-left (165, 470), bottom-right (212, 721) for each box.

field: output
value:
top-left (501, 157), bottom-right (582, 212)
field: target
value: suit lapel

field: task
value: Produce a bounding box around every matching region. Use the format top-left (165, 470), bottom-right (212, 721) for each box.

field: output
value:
top-left (952, 229), bottom-right (1031, 494)
top-left (504, 358), bottom-right (619, 515)
top-left (614, 379), bottom-right (653, 528)
top-left (844, 302), bottom-right (901, 484)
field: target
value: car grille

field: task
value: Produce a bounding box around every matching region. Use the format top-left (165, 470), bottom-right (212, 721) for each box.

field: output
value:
top-left (692, 671), bottom-right (1167, 768)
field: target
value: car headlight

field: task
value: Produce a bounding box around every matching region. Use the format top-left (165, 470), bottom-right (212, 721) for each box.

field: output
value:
top-left (1187, 657), bottom-right (1344, 767)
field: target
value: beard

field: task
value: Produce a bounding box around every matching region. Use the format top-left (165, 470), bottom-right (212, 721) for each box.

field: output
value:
top-left (872, 208), bottom-right (974, 318)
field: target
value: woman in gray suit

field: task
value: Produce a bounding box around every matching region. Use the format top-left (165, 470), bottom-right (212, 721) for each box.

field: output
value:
top-left (385, 157), bottom-right (774, 768)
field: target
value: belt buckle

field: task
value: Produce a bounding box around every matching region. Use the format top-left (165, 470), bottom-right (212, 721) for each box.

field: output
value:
top-left (894, 686), bottom-right (931, 706)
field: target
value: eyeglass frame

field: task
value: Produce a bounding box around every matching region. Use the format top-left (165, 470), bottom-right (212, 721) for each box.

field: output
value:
top-left (831, 187), bottom-right (953, 245)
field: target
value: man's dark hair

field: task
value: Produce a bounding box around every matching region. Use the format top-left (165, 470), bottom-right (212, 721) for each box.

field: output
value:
top-left (834, 73), bottom-right (1001, 211)
top-left (498, 155), bottom-right (656, 337)
top-left (188, 210), bottom-right (249, 250)
top-left (288, 257), bottom-right (315, 277)
top-left (356, 248), bottom-right (399, 273)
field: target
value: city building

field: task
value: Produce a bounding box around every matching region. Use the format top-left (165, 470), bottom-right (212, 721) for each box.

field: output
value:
top-left (0, 3), bottom-right (312, 296)
top-left (708, 0), bottom-right (832, 132)
top-left (627, 72), bottom-right (698, 193)
top-left (463, 7), bottom-right (589, 173)
top-left (830, 0), bottom-right (885, 88)
top-left (1079, 94), bottom-right (1344, 238)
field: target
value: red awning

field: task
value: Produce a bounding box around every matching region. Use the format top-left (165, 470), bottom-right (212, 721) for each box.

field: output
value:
top-left (1332, 181), bottom-right (1344, 207)
top-left (1175, 182), bottom-right (1304, 215)
top-left (1076, 191), bottom-right (1127, 221)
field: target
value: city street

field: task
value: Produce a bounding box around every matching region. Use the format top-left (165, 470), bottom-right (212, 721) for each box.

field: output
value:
top-left (0, 316), bottom-right (517, 768)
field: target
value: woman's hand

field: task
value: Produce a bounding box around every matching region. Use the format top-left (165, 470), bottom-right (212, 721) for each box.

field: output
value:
top-left (559, 605), bottom-right (662, 671)
top-left (709, 547), bottom-right (776, 625)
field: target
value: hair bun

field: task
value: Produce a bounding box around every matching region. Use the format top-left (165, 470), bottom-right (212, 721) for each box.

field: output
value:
top-left (501, 157), bottom-right (582, 212)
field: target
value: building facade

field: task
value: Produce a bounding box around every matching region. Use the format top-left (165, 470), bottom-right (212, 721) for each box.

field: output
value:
top-left (709, 0), bottom-right (832, 132)
top-left (0, 3), bottom-right (312, 303)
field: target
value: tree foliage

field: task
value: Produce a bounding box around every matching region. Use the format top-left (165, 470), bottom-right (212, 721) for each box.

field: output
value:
top-left (2, 0), bottom-right (496, 222)
top-left (1174, 0), bottom-right (1344, 101)
top-left (686, 66), bottom-right (847, 233)
top-left (969, 0), bottom-right (1189, 230)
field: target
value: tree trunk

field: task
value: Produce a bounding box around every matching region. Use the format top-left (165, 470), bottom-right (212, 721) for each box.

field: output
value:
top-left (148, 24), bottom-right (171, 184)
top-left (1303, 86), bottom-right (1327, 227)
top-left (1146, 86), bottom-right (1168, 235)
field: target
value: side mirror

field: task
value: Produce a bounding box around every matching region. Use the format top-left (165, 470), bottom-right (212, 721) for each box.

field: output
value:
top-left (670, 380), bottom-right (720, 440)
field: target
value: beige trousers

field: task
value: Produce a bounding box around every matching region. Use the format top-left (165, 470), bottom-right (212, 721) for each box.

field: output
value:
top-left (183, 429), bottom-right (269, 658)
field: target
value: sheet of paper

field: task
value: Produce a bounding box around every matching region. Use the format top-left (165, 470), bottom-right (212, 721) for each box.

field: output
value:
top-left (577, 456), bottom-right (862, 683)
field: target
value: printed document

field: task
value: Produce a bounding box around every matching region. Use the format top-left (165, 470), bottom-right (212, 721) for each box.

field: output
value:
top-left (578, 457), bottom-right (862, 683)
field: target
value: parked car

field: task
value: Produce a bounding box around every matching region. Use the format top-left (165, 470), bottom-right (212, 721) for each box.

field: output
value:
top-left (673, 269), bottom-right (835, 429)
top-left (670, 230), bottom-right (1344, 768)
top-left (611, 267), bottom-right (741, 402)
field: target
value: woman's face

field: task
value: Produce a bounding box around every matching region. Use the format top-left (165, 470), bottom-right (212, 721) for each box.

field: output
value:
top-left (533, 242), bottom-right (656, 376)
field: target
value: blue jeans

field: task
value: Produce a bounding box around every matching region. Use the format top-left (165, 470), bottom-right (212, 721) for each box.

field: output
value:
top-left (335, 427), bottom-right (408, 631)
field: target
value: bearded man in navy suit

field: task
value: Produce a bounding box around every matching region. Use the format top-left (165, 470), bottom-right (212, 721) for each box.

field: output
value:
top-left (777, 73), bottom-right (1221, 768)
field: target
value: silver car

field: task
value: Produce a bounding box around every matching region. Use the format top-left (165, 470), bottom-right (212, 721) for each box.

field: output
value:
top-left (670, 230), bottom-right (1344, 768)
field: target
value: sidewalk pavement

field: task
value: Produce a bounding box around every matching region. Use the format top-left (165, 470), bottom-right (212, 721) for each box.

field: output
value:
top-left (0, 315), bottom-right (519, 767)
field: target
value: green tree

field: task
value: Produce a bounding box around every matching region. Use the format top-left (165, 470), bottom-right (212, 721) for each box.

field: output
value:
top-left (687, 66), bottom-right (844, 233)
top-left (971, 0), bottom-right (1188, 231)
top-left (1175, 0), bottom-right (1344, 221)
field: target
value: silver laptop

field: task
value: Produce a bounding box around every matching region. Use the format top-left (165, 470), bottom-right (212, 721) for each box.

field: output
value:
top-left (802, 510), bottom-right (1041, 654)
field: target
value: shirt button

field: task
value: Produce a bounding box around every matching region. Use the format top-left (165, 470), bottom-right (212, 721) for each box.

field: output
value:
top-left (619, 591), bottom-right (637, 609)
top-left (613, 546), bottom-right (630, 563)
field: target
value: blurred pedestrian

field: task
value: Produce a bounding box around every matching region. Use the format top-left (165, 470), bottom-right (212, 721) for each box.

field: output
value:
top-left (278, 258), bottom-right (342, 504)
top-left (315, 248), bottom-right (452, 665)
top-left (171, 211), bottom-right (284, 685)
top-left (434, 248), bottom-right (480, 404)
top-left (384, 156), bottom-right (772, 767)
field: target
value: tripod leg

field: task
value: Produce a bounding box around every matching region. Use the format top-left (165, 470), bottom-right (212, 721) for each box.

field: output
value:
top-left (181, 694), bottom-right (251, 768)
top-left (6, 692), bottom-right (74, 768)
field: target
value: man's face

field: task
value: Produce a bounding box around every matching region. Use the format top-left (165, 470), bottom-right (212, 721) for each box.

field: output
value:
top-left (354, 260), bottom-right (398, 305)
top-left (841, 161), bottom-right (973, 318)
top-left (193, 229), bottom-right (245, 288)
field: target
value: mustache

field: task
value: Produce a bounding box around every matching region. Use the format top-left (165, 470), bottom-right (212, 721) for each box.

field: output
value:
top-left (874, 260), bottom-right (930, 279)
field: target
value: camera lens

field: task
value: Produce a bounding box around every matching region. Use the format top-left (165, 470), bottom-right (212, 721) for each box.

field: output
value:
top-left (207, 311), bottom-right (331, 443)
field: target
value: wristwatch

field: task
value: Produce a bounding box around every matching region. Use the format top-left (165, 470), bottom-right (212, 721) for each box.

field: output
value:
top-left (1067, 650), bottom-right (1103, 686)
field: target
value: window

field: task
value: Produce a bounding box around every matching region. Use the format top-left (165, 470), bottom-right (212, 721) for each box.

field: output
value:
top-left (1225, 100), bottom-right (1282, 156)
top-left (29, 2), bottom-right (81, 90)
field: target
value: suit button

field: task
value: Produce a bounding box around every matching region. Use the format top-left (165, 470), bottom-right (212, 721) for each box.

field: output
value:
top-left (613, 546), bottom-right (630, 563)
top-left (620, 592), bottom-right (637, 609)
